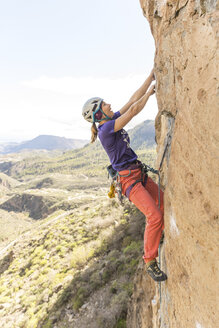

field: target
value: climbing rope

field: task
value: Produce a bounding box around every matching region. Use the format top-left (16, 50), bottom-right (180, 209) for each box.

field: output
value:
top-left (144, 130), bottom-right (172, 304)
top-left (106, 129), bottom-right (173, 306)
top-left (143, 164), bottom-right (162, 303)
top-left (158, 130), bottom-right (172, 171)
top-left (157, 130), bottom-right (172, 305)
top-left (158, 183), bottom-right (162, 305)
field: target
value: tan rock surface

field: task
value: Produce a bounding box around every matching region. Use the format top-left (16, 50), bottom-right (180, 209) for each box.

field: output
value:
top-left (128, 1), bottom-right (218, 327)
top-left (127, 262), bottom-right (155, 328)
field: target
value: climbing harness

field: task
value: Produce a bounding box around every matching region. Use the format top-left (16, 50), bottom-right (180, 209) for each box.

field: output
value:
top-left (107, 162), bottom-right (158, 202)
top-left (123, 163), bottom-right (148, 200)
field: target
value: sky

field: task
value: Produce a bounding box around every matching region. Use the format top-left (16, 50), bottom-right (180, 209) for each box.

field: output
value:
top-left (0, 0), bottom-right (156, 143)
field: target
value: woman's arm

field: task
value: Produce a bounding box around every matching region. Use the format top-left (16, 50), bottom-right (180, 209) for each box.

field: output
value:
top-left (114, 84), bottom-right (155, 132)
top-left (119, 69), bottom-right (155, 116)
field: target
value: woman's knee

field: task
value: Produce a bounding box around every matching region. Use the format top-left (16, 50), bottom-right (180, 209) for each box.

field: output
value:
top-left (146, 207), bottom-right (163, 225)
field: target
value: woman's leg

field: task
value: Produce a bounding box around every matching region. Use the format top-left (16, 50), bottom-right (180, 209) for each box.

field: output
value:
top-left (129, 177), bottom-right (164, 263)
top-left (144, 176), bottom-right (164, 225)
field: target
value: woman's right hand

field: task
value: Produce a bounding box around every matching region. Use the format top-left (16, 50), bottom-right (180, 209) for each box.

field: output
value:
top-left (118, 69), bottom-right (156, 120)
top-left (147, 84), bottom-right (156, 96)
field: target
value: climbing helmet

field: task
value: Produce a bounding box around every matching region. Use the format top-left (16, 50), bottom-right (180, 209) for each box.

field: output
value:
top-left (82, 97), bottom-right (103, 123)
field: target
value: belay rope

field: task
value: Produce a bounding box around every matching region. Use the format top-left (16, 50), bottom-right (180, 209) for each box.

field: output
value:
top-left (141, 165), bottom-right (162, 304)
top-left (141, 130), bottom-right (172, 305)
top-left (157, 130), bottom-right (172, 305)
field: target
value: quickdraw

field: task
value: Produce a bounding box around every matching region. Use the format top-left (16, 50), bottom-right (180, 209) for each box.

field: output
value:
top-left (107, 165), bottom-right (123, 203)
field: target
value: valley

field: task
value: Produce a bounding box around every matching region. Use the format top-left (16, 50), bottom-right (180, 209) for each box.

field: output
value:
top-left (0, 131), bottom-right (157, 328)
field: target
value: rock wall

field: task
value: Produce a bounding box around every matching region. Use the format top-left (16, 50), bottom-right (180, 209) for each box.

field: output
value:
top-left (128, 1), bottom-right (219, 328)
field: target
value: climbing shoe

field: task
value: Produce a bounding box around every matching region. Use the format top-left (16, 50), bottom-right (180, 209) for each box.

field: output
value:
top-left (146, 259), bottom-right (167, 282)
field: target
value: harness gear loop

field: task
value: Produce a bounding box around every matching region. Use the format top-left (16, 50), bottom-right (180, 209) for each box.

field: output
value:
top-left (118, 169), bottom-right (132, 178)
top-left (107, 164), bottom-right (123, 203)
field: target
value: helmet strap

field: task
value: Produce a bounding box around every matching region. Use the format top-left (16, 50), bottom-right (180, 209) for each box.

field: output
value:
top-left (93, 104), bottom-right (112, 123)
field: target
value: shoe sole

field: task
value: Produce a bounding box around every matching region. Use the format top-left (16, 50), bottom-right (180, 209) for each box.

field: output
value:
top-left (147, 271), bottom-right (167, 282)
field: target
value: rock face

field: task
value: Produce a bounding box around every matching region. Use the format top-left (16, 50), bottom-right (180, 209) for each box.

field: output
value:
top-left (128, 1), bottom-right (218, 328)
top-left (127, 262), bottom-right (155, 328)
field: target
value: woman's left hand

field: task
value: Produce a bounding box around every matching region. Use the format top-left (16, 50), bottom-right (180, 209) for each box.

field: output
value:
top-left (150, 69), bottom-right (155, 81)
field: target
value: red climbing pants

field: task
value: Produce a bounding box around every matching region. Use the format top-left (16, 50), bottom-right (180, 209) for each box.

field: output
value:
top-left (119, 168), bottom-right (164, 263)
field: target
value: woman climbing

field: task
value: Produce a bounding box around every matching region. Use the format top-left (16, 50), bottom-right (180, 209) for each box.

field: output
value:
top-left (82, 70), bottom-right (167, 282)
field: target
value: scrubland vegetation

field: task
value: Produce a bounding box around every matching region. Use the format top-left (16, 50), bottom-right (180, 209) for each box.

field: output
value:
top-left (3, 141), bottom-right (156, 180)
top-left (0, 198), bottom-right (146, 328)
top-left (0, 130), bottom-right (157, 327)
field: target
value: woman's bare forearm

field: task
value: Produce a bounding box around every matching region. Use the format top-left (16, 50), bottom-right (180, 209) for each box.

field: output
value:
top-left (131, 92), bottom-right (150, 116)
top-left (115, 84), bottom-right (155, 132)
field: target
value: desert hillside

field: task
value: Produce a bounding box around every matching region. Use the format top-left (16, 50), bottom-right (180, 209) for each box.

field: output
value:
top-left (0, 121), bottom-right (156, 328)
top-left (0, 135), bottom-right (89, 154)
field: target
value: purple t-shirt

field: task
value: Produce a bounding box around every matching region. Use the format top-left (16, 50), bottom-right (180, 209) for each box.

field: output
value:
top-left (98, 111), bottom-right (138, 171)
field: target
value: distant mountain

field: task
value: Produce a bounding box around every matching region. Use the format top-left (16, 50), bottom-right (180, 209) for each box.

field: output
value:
top-left (0, 142), bottom-right (18, 153)
top-left (0, 135), bottom-right (89, 154)
top-left (0, 120), bottom-right (156, 178)
top-left (128, 120), bottom-right (156, 150)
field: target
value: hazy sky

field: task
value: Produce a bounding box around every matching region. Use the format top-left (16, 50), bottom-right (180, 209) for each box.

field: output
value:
top-left (0, 0), bottom-right (156, 143)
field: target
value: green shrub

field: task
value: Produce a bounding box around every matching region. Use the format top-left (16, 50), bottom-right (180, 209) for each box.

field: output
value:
top-left (26, 317), bottom-right (38, 328)
top-left (122, 282), bottom-right (133, 297)
top-left (90, 272), bottom-right (102, 290)
top-left (73, 297), bottom-right (84, 311)
top-left (130, 258), bottom-right (139, 268)
top-left (102, 269), bottom-right (111, 282)
top-left (42, 319), bottom-right (53, 328)
top-left (110, 280), bottom-right (119, 294)
top-left (123, 241), bottom-right (141, 255)
top-left (114, 319), bottom-right (126, 328)
top-left (40, 259), bottom-right (47, 266)
top-left (122, 236), bottom-right (132, 248)
top-left (73, 288), bottom-right (86, 311)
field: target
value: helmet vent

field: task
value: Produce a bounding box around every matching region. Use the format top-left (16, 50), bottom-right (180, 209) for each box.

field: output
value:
top-left (92, 104), bottom-right (97, 111)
